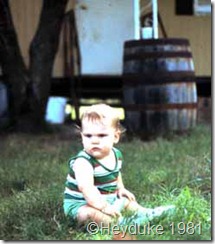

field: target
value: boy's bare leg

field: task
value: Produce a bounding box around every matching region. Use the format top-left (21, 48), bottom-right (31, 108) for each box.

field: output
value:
top-left (76, 205), bottom-right (115, 226)
top-left (123, 198), bottom-right (149, 212)
top-left (76, 200), bottom-right (175, 227)
top-left (77, 204), bottom-right (137, 240)
top-left (124, 199), bottom-right (175, 224)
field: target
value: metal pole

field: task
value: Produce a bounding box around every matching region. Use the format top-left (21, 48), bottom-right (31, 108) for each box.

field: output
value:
top-left (134, 0), bottom-right (141, 39)
top-left (152, 0), bottom-right (158, 38)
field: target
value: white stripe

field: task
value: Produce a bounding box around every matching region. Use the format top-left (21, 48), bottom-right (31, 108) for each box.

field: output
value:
top-left (94, 160), bottom-right (122, 176)
top-left (67, 174), bottom-right (76, 184)
top-left (64, 187), bottom-right (83, 198)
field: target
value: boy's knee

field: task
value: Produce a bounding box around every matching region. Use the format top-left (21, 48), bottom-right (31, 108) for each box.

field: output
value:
top-left (76, 205), bottom-right (92, 223)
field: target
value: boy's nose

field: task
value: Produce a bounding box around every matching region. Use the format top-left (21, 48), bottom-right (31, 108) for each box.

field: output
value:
top-left (91, 136), bottom-right (100, 143)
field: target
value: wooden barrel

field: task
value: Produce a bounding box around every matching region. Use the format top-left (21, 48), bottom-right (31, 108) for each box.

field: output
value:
top-left (122, 38), bottom-right (197, 138)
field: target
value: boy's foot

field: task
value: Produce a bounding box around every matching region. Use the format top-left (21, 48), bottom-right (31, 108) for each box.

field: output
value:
top-left (130, 205), bottom-right (176, 225)
top-left (146, 205), bottom-right (175, 220)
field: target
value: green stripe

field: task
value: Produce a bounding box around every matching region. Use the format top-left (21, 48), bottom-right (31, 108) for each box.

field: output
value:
top-left (98, 185), bottom-right (117, 193)
top-left (69, 170), bottom-right (75, 177)
top-left (66, 181), bottom-right (79, 191)
top-left (95, 171), bottom-right (119, 184)
top-left (64, 193), bottom-right (85, 200)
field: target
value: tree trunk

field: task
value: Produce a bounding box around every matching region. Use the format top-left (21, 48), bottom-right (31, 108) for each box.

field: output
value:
top-left (29, 0), bottom-right (69, 130)
top-left (0, 0), bottom-right (30, 125)
top-left (0, 0), bottom-right (69, 132)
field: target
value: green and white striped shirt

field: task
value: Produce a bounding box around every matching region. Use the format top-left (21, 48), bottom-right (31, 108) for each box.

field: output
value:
top-left (64, 147), bottom-right (123, 201)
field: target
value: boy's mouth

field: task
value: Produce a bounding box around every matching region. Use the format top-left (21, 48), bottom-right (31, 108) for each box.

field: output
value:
top-left (90, 147), bottom-right (101, 153)
top-left (91, 147), bottom-right (101, 153)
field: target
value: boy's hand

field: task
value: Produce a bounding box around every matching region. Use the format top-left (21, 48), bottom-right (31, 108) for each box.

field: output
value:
top-left (117, 188), bottom-right (136, 201)
top-left (101, 204), bottom-right (121, 218)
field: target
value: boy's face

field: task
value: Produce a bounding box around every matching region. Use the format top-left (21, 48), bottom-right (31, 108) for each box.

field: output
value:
top-left (81, 119), bottom-right (120, 159)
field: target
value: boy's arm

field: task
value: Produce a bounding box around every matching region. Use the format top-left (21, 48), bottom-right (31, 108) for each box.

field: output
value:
top-left (117, 172), bottom-right (136, 201)
top-left (73, 158), bottom-right (120, 217)
top-left (73, 158), bottom-right (107, 210)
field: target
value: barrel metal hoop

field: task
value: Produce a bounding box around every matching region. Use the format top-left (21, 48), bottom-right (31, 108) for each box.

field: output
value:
top-left (124, 38), bottom-right (190, 47)
top-left (124, 51), bottom-right (193, 60)
top-left (123, 103), bottom-right (198, 111)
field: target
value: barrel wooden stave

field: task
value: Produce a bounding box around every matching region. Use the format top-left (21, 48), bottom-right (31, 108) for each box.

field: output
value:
top-left (123, 82), bottom-right (197, 134)
top-left (122, 38), bottom-right (198, 137)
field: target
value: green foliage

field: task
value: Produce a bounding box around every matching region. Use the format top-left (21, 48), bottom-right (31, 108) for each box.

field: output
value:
top-left (0, 124), bottom-right (211, 240)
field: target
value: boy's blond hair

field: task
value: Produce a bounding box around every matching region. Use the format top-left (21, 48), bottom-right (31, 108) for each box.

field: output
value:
top-left (81, 104), bottom-right (125, 133)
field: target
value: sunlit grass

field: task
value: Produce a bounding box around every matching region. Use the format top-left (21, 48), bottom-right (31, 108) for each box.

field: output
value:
top-left (0, 124), bottom-right (211, 240)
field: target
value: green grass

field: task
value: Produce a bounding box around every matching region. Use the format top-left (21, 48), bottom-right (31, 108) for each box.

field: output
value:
top-left (0, 124), bottom-right (211, 240)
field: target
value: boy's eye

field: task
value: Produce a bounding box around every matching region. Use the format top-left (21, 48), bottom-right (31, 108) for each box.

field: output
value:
top-left (83, 134), bottom-right (108, 138)
top-left (84, 134), bottom-right (92, 138)
top-left (98, 134), bottom-right (108, 138)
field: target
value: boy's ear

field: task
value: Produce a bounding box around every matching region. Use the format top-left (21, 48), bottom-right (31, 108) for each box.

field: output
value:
top-left (114, 130), bottom-right (121, 143)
